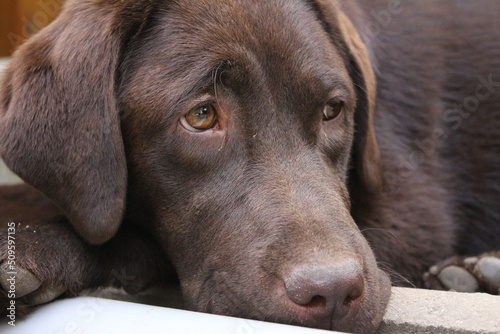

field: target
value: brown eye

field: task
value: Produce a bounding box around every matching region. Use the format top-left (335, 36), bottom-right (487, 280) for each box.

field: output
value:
top-left (182, 103), bottom-right (218, 131)
top-left (323, 99), bottom-right (344, 121)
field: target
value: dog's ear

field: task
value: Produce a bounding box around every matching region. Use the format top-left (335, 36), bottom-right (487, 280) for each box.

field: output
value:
top-left (0, 0), bottom-right (154, 244)
top-left (310, 0), bottom-right (382, 193)
top-left (338, 10), bottom-right (382, 193)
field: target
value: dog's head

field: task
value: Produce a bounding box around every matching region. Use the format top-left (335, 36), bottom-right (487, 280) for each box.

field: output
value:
top-left (0, 0), bottom-right (389, 332)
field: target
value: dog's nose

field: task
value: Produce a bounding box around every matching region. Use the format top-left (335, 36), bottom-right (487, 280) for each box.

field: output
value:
top-left (283, 259), bottom-right (365, 322)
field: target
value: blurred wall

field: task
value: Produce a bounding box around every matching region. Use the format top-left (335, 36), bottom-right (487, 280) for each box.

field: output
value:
top-left (0, 0), bottom-right (64, 57)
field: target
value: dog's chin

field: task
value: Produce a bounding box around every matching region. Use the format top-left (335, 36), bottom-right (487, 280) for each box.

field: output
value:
top-left (184, 267), bottom-right (391, 334)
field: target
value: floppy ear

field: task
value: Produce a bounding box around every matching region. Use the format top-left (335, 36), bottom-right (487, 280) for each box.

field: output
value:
top-left (338, 10), bottom-right (382, 193)
top-left (310, 0), bottom-right (382, 193)
top-left (0, 0), bottom-right (153, 244)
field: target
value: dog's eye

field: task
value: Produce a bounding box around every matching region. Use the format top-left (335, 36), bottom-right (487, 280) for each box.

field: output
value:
top-left (323, 99), bottom-right (344, 121)
top-left (182, 103), bottom-right (218, 131)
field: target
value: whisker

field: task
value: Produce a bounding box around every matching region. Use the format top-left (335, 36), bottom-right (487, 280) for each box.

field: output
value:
top-left (360, 227), bottom-right (402, 245)
top-left (212, 61), bottom-right (226, 106)
top-left (377, 261), bottom-right (416, 288)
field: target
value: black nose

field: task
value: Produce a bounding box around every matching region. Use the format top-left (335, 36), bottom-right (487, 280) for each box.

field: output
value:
top-left (283, 259), bottom-right (365, 322)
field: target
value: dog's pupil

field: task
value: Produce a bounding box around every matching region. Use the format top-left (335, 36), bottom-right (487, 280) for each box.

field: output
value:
top-left (187, 104), bottom-right (216, 129)
top-left (197, 106), bottom-right (210, 117)
top-left (194, 106), bottom-right (213, 123)
top-left (324, 103), bottom-right (342, 120)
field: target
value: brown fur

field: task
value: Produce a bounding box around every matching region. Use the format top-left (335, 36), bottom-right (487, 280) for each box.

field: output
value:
top-left (0, 0), bottom-right (499, 333)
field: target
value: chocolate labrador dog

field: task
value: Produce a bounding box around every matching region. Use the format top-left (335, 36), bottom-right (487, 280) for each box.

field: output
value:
top-left (1, 0), bottom-right (499, 332)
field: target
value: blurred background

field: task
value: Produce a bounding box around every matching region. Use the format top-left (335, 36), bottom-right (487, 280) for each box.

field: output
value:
top-left (0, 0), bottom-right (64, 57)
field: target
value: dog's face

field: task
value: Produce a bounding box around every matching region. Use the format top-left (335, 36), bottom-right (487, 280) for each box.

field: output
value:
top-left (0, 0), bottom-right (390, 332)
top-left (121, 0), bottom-right (389, 331)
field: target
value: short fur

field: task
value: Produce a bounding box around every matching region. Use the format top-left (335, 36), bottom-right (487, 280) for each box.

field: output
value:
top-left (0, 0), bottom-right (499, 333)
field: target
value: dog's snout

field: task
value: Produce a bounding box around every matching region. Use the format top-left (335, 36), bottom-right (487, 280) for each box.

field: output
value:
top-left (283, 259), bottom-right (365, 325)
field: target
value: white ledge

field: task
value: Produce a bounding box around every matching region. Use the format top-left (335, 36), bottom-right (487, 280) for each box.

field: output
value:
top-left (0, 296), bottom-right (337, 334)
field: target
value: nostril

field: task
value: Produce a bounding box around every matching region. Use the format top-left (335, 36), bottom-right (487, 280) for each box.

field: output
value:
top-left (343, 284), bottom-right (363, 308)
top-left (283, 259), bottom-right (365, 320)
top-left (344, 293), bottom-right (359, 306)
top-left (345, 278), bottom-right (364, 302)
top-left (303, 295), bottom-right (327, 308)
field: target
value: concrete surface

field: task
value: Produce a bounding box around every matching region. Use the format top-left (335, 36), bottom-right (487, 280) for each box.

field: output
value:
top-left (378, 287), bottom-right (500, 334)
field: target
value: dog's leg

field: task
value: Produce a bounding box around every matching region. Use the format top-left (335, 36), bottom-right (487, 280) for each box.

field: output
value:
top-left (0, 216), bottom-right (173, 317)
top-left (424, 251), bottom-right (500, 294)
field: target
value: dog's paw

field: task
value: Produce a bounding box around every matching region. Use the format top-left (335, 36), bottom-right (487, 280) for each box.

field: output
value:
top-left (0, 217), bottom-right (91, 316)
top-left (0, 264), bottom-right (66, 304)
top-left (424, 251), bottom-right (500, 294)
